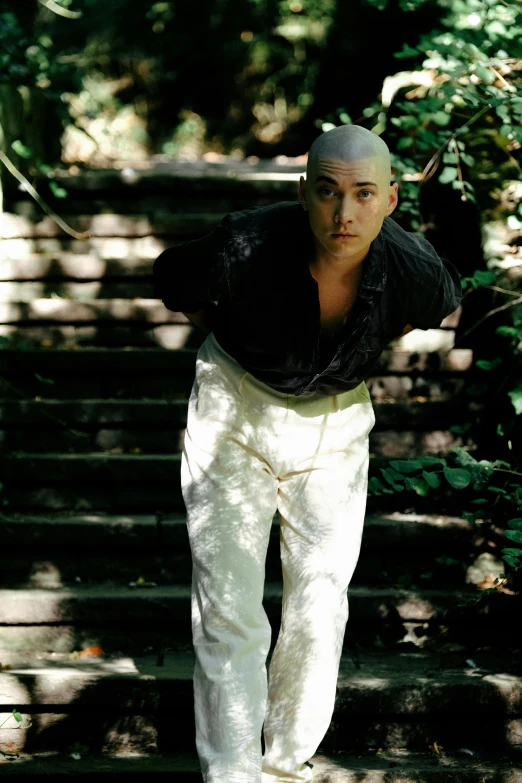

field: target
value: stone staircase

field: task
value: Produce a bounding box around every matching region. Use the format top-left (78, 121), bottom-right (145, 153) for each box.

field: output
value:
top-left (0, 159), bottom-right (520, 780)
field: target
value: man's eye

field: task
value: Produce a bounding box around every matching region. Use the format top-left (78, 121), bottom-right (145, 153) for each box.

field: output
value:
top-left (319, 187), bottom-right (335, 196)
top-left (359, 190), bottom-right (373, 199)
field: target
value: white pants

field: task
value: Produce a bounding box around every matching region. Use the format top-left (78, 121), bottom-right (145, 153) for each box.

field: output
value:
top-left (181, 332), bottom-right (375, 783)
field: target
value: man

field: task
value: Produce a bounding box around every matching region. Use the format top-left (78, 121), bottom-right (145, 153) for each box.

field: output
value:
top-left (153, 125), bottom-right (462, 783)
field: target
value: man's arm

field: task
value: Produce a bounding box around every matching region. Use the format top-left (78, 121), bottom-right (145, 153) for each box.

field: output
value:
top-left (153, 218), bottom-right (229, 317)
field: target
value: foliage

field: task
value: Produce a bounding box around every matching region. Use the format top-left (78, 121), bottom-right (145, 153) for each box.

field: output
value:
top-left (348, 0), bottom-right (522, 228)
top-left (369, 443), bottom-right (522, 579)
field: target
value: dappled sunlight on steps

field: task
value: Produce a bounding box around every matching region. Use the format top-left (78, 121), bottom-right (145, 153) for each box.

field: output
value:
top-left (1, 160), bottom-right (517, 779)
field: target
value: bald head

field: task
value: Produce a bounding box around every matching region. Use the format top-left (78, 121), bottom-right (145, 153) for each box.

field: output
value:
top-left (298, 124), bottom-right (399, 266)
top-left (306, 125), bottom-right (391, 182)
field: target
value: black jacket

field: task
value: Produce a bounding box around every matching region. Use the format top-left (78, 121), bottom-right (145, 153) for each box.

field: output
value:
top-left (153, 201), bottom-right (462, 397)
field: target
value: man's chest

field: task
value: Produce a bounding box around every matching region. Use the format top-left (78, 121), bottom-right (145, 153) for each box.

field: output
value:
top-left (314, 277), bottom-right (360, 335)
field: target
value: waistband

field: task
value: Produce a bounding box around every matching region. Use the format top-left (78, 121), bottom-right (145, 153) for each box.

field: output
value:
top-left (200, 331), bottom-right (368, 408)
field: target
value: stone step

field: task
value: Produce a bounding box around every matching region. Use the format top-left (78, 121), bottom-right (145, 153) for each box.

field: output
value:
top-left (0, 255), bottom-right (155, 283)
top-left (7, 157), bottom-right (306, 198)
top-left (0, 548), bottom-right (481, 591)
top-left (0, 483), bottom-right (480, 518)
top-left (0, 281), bottom-right (158, 303)
top-left (0, 512), bottom-right (476, 553)
top-left (0, 583), bottom-right (516, 655)
top-left (1, 751), bottom-right (521, 783)
top-left (0, 345), bottom-right (472, 374)
top-left (0, 451), bottom-right (466, 485)
top-left (0, 398), bottom-right (478, 429)
top-left (0, 648), bottom-right (521, 755)
top-left (0, 213), bottom-right (226, 239)
top-left (2, 333), bottom-right (469, 376)
top-left (0, 399), bottom-right (480, 458)
top-left (0, 452), bottom-right (478, 516)
top-left (0, 585), bottom-right (487, 626)
top-left (0, 336), bottom-right (468, 379)
top-left (1, 512), bottom-right (494, 591)
top-left (0, 370), bottom-right (468, 403)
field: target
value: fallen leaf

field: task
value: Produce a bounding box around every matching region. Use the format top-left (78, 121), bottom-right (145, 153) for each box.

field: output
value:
top-left (79, 645), bottom-right (103, 657)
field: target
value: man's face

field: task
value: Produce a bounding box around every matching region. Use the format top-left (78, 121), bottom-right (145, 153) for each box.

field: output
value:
top-left (298, 155), bottom-right (399, 265)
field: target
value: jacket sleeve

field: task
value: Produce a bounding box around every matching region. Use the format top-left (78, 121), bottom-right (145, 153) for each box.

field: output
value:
top-left (152, 216), bottom-right (230, 313)
top-left (410, 255), bottom-right (462, 330)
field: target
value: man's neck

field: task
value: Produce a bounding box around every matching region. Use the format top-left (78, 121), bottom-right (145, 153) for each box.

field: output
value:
top-left (310, 238), bottom-right (370, 282)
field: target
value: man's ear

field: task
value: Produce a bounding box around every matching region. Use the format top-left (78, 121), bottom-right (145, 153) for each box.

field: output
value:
top-left (298, 175), bottom-right (307, 210)
top-left (386, 181), bottom-right (399, 216)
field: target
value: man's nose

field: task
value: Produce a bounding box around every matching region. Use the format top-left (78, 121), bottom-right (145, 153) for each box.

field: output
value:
top-left (335, 198), bottom-right (354, 224)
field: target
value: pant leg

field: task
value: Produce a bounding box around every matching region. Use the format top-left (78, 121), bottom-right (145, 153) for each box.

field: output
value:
top-left (181, 337), bottom-right (279, 783)
top-left (261, 386), bottom-right (375, 782)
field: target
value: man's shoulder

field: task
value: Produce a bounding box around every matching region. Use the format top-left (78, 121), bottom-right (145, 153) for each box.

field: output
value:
top-left (222, 201), bottom-right (302, 236)
top-left (380, 216), bottom-right (441, 267)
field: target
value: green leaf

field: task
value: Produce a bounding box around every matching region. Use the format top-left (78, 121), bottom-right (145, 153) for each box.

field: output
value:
top-left (452, 447), bottom-right (478, 467)
top-left (496, 326), bottom-right (519, 338)
top-left (12, 710), bottom-right (23, 722)
top-left (502, 555), bottom-right (521, 569)
top-left (475, 64), bottom-right (495, 84)
top-left (384, 467), bottom-right (406, 481)
top-left (339, 112), bottom-right (352, 124)
top-left (405, 476), bottom-right (430, 495)
top-left (469, 498), bottom-right (488, 505)
top-left (443, 467), bottom-right (472, 489)
top-left (417, 456), bottom-right (447, 467)
top-left (439, 166), bottom-right (458, 184)
top-left (389, 459), bottom-right (423, 474)
top-left (508, 518), bottom-right (522, 531)
top-left (449, 422), bottom-right (473, 434)
top-left (394, 43), bottom-right (419, 59)
top-left (502, 547), bottom-right (522, 557)
top-left (505, 530), bottom-right (522, 543)
top-left (431, 111), bottom-right (451, 127)
top-left (34, 372), bottom-right (55, 384)
top-left (397, 136), bottom-right (414, 150)
top-left (476, 358), bottom-right (502, 370)
top-left (472, 270), bottom-right (496, 287)
top-left (49, 180), bottom-right (68, 199)
top-left (399, 115), bottom-right (419, 130)
top-left (508, 384), bottom-right (522, 415)
top-left (436, 555), bottom-right (460, 567)
top-left (380, 468), bottom-right (405, 491)
top-left (422, 470), bottom-right (440, 488)
top-left (368, 477), bottom-right (385, 495)
top-left (11, 140), bottom-right (32, 159)
top-left (442, 151), bottom-right (458, 164)
top-left (35, 159), bottom-right (53, 174)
